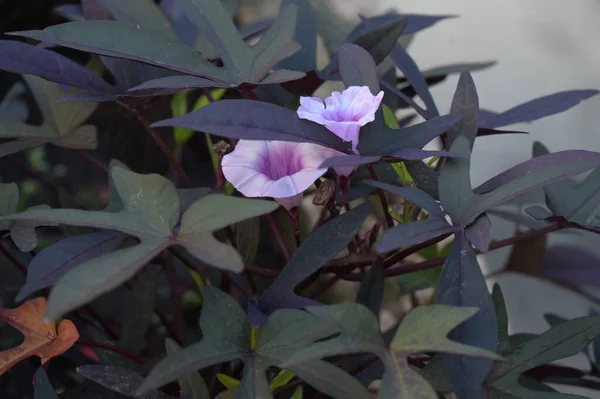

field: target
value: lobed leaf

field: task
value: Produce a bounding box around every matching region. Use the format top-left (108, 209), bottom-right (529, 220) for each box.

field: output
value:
top-left (434, 236), bottom-right (499, 398)
top-left (0, 297), bottom-right (79, 374)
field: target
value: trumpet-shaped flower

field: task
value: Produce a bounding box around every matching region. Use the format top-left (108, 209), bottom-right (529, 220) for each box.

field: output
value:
top-left (297, 86), bottom-right (384, 153)
top-left (222, 140), bottom-right (350, 210)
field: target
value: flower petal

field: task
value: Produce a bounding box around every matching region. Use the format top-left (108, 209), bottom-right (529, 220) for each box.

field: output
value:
top-left (324, 122), bottom-right (361, 153)
top-left (297, 96), bottom-right (328, 125)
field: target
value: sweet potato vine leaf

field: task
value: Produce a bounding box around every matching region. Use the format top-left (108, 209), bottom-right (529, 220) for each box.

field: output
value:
top-left (0, 75), bottom-right (98, 158)
top-left (137, 287), bottom-right (360, 399)
top-left (0, 161), bottom-right (277, 319)
top-left (0, 297), bottom-right (79, 375)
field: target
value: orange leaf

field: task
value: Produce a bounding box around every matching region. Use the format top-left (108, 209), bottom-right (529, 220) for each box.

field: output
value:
top-left (0, 297), bottom-right (79, 375)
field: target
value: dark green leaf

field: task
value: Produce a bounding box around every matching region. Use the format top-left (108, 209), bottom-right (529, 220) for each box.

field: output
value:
top-left (435, 236), bottom-right (499, 398)
top-left (139, 287), bottom-right (338, 398)
top-left (363, 180), bottom-right (444, 219)
top-left (10, 21), bottom-right (227, 82)
top-left (138, 287), bottom-right (249, 394)
top-left (34, 367), bottom-right (59, 399)
top-left (46, 239), bottom-right (168, 319)
top-left (492, 284), bottom-right (510, 355)
top-left (16, 231), bottom-right (127, 301)
top-left (283, 303), bottom-right (385, 365)
top-left (99, 0), bottom-right (176, 35)
top-left (178, 194), bottom-right (277, 234)
top-left (287, 360), bottom-right (371, 399)
top-left (464, 213), bottom-right (491, 252)
top-left (356, 258), bottom-right (385, 315)
top-left (351, 16), bottom-right (407, 65)
top-left (120, 263), bottom-right (160, 356)
top-left (358, 113), bottom-right (462, 156)
top-left (0, 76), bottom-right (98, 155)
top-left (165, 339), bottom-right (210, 399)
top-left (257, 204), bottom-right (372, 318)
top-left (487, 315), bottom-right (600, 398)
top-left (0, 183), bottom-right (18, 230)
top-left (77, 365), bottom-right (175, 399)
top-left (405, 160), bottom-right (439, 199)
top-left (438, 136), bottom-right (477, 223)
top-left (276, 0), bottom-right (317, 73)
top-left (376, 218), bottom-right (455, 254)
top-left (236, 217), bottom-right (260, 267)
top-left (396, 265), bottom-right (442, 296)
top-left (380, 305), bottom-right (502, 399)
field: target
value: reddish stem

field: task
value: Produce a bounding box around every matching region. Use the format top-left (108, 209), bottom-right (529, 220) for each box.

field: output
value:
top-left (266, 213), bottom-right (291, 263)
top-left (76, 340), bottom-right (145, 364)
top-left (132, 108), bottom-right (194, 188)
top-left (366, 164), bottom-right (394, 228)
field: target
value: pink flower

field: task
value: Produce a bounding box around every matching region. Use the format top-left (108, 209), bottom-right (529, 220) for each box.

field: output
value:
top-left (297, 86), bottom-right (384, 154)
top-left (222, 140), bottom-right (351, 210)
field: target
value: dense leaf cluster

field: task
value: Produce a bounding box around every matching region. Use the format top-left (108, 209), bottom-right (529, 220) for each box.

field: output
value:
top-left (0, 0), bottom-right (598, 398)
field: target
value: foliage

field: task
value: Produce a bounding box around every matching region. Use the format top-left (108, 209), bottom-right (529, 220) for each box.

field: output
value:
top-left (0, 0), bottom-right (597, 398)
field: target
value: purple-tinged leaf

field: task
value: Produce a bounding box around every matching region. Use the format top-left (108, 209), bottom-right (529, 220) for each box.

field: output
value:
top-left (479, 90), bottom-right (600, 129)
top-left (96, 0), bottom-right (176, 36)
top-left (477, 127), bottom-right (527, 137)
top-left (390, 148), bottom-right (464, 160)
top-left (402, 13), bottom-right (457, 35)
top-left (16, 231), bottom-right (127, 301)
top-left (350, 15), bottom-right (407, 65)
top-left (468, 149), bottom-right (600, 225)
top-left (47, 239), bottom-right (169, 319)
top-left (405, 160), bottom-right (439, 199)
top-left (541, 244), bottom-right (600, 287)
top-left (9, 21), bottom-right (228, 83)
top-left (435, 235), bottom-right (498, 399)
top-left (397, 113), bottom-right (417, 128)
top-left (339, 43), bottom-right (380, 94)
top-left (358, 113), bottom-right (462, 156)
top-left (152, 99), bottom-right (349, 150)
top-left (275, 0), bottom-right (317, 73)
top-left (127, 76), bottom-right (234, 94)
top-left (257, 204), bottom-right (372, 322)
top-left (356, 258), bottom-right (385, 315)
top-left (320, 15), bottom-right (407, 81)
top-left (376, 218), bottom-right (456, 254)
top-left (258, 70), bottom-right (305, 85)
top-left (380, 79), bottom-right (428, 119)
top-left (137, 286), bottom-right (248, 396)
top-left (0, 40), bottom-right (115, 95)
top-left (320, 155), bottom-right (382, 168)
top-left (464, 213), bottom-right (491, 252)
top-left (159, 0), bottom-right (198, 46)
top-left (175, 0), bottom-right (251, 75)
top-left (390, 44), bottom-right (439, 117)
top-left (363, 180), bottom-right (444, 219)
top-left (420, 61), bottom-right (497, 79)
top-left (446, 72), bottom-right (479, 149)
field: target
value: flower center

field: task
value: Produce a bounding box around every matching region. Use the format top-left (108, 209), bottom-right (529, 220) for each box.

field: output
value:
top-left (261, 143), bottom-right (303, 181)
